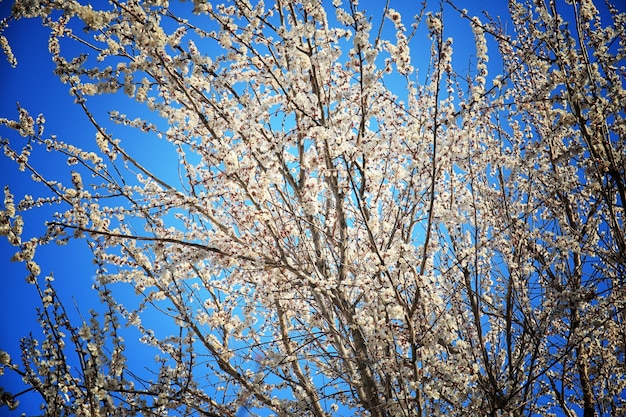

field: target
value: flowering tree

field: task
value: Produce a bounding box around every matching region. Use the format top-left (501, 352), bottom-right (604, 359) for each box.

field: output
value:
top-left (1, 0), bottom-right (624, 416)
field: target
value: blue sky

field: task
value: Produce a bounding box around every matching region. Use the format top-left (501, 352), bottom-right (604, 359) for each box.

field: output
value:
top-left (0, 2), bottom-right (187, 413)
top-left (0, 0), bottom-right (533, 415)
top-left (0, 0), bottom-right (96, 398)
